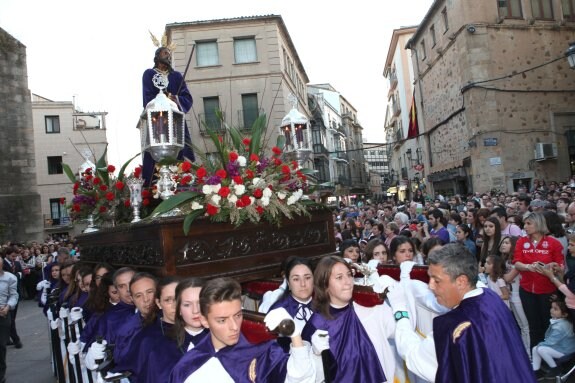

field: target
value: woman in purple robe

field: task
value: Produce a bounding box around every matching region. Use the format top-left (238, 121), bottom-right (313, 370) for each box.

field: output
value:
top-left (135, 277), bottom-right (208, 383)
top-left (301, 255), bottom-right (396, 383)
top-left (268, 257), bottom-right (314, 351)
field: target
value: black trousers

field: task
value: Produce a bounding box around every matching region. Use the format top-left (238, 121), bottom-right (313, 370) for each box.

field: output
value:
top-left (519, 288), bottom-right (553, 347)
top-left (9, 303), bottom-right (19, 343)
top-left (0, 314), bottom-right (11, 381)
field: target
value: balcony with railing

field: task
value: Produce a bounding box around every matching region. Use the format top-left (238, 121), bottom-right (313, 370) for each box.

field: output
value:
top-left (198, 112), bottom-right (225, 135)
top-left (236, 108), bottom-right (263, 132)
top-left (44, 214), bottom-right (72, 229)
top-left (392, 98), bottom-right (401, 117)
top-left (388, 70), bottom-right (398, 94)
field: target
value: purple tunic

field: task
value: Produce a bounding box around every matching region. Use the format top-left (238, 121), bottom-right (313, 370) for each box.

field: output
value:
top-left (141, 68), bottom-right (195, 185)
top-left (301, 304), bottom-right (386, 383)
top-left (433, 288), bottom-right (536, 383)
top-left (111, 313), bottom-right (144, 376)
top-left (270, 294), bottom-right (312, 352)
top-left (169, 333), bottom-right (289, 383)
top-left (137, 321), bottom-right (208, 383)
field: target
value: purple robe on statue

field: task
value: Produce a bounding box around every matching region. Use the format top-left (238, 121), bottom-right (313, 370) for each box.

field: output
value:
top-left (141, 68), bottom-right (194, 186)
top-left (301, 304), bottom-right (386, 383)
top-left (433, 288), bottom-right (536, 383)
top-left (169, 333), bottom-right (289, 383)
top-left (137, 321), bottom-right (208, 383)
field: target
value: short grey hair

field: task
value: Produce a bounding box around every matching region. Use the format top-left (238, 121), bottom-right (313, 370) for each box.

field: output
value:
top-left (395, 212), bottom-right (409, 225)
top-left (523, 212), bottom-right (549, 235)
top-left (428, 243), bottom-right (478, 287)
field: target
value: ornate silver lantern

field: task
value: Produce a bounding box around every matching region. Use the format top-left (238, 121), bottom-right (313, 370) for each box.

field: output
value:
top-left (279, 94), bottom-right (312, 168)
top-left (139, 73), bottom-right (185, 199)
top-left (126, 176), bottom-right (145, 222)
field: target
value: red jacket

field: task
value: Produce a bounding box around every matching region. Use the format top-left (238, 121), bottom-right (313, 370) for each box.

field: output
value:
top-left (513, 235), bottom-right (564, 294)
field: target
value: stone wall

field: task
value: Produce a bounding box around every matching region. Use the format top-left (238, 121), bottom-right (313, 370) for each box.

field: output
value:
top-left (0, 27), bottom-right (43, 242)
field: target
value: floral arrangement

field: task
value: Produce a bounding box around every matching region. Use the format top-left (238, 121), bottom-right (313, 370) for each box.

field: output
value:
top-left (152, 114), bottom-right (316, 234)
top-left (63, 148), bottom-right (146, 225)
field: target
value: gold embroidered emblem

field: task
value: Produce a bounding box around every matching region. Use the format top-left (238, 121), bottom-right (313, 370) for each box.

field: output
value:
top-left (452, 321), bottom-right (471, 343)
top-left (249, 358), bottom-right (257, 382)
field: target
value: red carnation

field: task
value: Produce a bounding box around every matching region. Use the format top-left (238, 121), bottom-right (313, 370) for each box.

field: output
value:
top-left (256, 206), bottom-right (264, 215)
top-left (105, 192), bottom-right (115, 201)
top-left (245, 169), bottom-right (254, 179)
top-left (85, 168), bottom-right (92, 174)
top-left (180, 175), bottom-right (192, 185)
top-left (181, 161), bottom-right (192, 172)
top-left (272, 146), bottom-right (282, 156)
top-left (93, 177), bottom-right (101, 185)
top-left (107, 165), bottom-right (116, 173)
top-left (253, 188), bottom-right (263, 199)
top-left (206, 204), bottom-right (219, 216)
top-left (124, 200), bottom-right (131, 207)
top-left (73, 204), bottom-right (81, 212)
top-left (218, 136), bottom-right (223, 143)
top-left (291, 161), bottom-right (298, 170)
top-left (115, 181), bottom-right (125, 190)
top-left (134, 166), bottom-right (142, 178)
top-left (215, 169), bottom-right (227, 179)
top-left (250, 154), bottom-right (259, 162)
top-left (59, 197), bottom-right (65, 204)
top-left (233, 176), bottom-right (243, 185)
top-left (99, 185), bottom-right (108, 192)
top-left (273, 158), bottom-right (282, 166)
top-left (281, 165), bottom-right (291, 174)
top-left (196, 167), bottom-right (207, 178)
top-left (229, 152), bottom-right (239, 162)
top-left (142, 189), bottom-right (151, 198)
top-left (218, 186), bottom-right (231, 198)
top-left (242, 138), bottom-right (251, 146)
top-left (142, 199), bottom-right (150, 206)
top-left (85, 174), bottom-right (93, 182)
top-left (73, 182), bottom-right (80, 190)
top-left (241, 195), bottom-right (251, 206)
top-left (99, 206), bottom-right (107, 213)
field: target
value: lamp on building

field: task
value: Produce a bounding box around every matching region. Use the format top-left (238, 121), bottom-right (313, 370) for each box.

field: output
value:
top-left (280, 93), bottom-right (312, 167)
top-left (566, 42), bottom-right (575, 70)
top-left (138, 72), bottom-right (185, 200)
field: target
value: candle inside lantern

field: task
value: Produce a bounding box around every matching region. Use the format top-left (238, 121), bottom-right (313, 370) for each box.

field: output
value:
top-left (295, 124), bottom-right (304, 145)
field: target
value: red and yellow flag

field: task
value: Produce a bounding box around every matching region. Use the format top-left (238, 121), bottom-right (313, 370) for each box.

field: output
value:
top-left (407, 91), bottom-right (419, 139)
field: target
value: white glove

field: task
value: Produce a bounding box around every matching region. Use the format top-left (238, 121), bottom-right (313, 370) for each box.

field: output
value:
top-left (50, 318), bottom-right (60, 331)
top-left (311, 329), bottom-right (330, 355)
top-left (367, 259), bottom-right (380, 269)
top-left (47, 309), bottom-right (53, 322)
top-left (386, 283), bottom-right (408, 313)
top-left (70, 307), bottom-right (83, 322)
top-left (40, 291), bottom-right (47, 306)
top-left (400, 261), bottom-right (416, 280)
top-left (67, 340), bottom-right (81, 356)
top-left (264, 307), bottom-right (298, 337)
top-left (37, 280), bottom-right (51, 291)
top-left (373, 275), bottom-right (397, 294)
top-left (59, 306), bottom-right (69, 319)
top-left (85, 340), bottom-right (107, 370)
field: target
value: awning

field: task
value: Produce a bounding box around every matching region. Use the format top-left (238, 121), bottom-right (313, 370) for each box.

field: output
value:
top-left (387, 187), bottom-right (398, 193)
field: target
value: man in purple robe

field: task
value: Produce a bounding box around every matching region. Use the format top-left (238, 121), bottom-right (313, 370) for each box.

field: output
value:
top-left (142, 46), bottom-right (194, 186)
top-left (428, 243), bottom-right (536, 383)
top-left (169, 277), bottom-right (315, 383)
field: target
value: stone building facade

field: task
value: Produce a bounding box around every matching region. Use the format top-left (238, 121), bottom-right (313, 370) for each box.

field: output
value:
top-left (407, 0), bottom-right (575, 195)
top-left (0, 27), bottom-right (43, 242)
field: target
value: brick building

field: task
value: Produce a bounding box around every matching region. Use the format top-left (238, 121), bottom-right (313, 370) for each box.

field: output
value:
top-left (407, 0), bottom-right (575, 195)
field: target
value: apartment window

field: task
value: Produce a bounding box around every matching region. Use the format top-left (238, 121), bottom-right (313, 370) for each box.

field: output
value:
top-left (45, 116), bottom-right (60, 133)
top-left (196, 41), bottom-right (219, 67)
top-left (234, 37), bottom-right (257, 64)
top-left (420, 40), bottom-right (427, 60)
top-left (202, 97), bottom-right (221, 133)
top-left (531, 0), bottom-right (554, 19)
top-left (241, 93), bottom-right (259, 129)
top-left (430, 25), bottom-right (437, 47)
top-left (47, 156), bottom-right (63, 175)
top-left (442, 7), bottom-right (449, 31)
top-left (564, 0), bottom-right (575, 21)
top-left (49, 198), bottom-right (65, 225)
top-left (498, 0), bottom-right (523, 18)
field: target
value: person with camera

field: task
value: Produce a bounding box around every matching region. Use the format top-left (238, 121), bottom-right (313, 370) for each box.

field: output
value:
top-left (513, 212), bottom-right (565, 348)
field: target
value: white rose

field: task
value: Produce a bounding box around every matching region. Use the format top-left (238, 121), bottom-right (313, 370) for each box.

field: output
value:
top-left (252, 177), bottom-right (261, 187)
top-left (211, 184), bottom-right (221, 194)
top-left (211, 195), bottom-right (221, 206)
top-left (234, 184), bottom-right (245, 195)
top-left (261, 196), bottom-right (270, 206)
top-left (287, 195), bottom-right (297, 206)
top-left (191, 201), bottom-right (204, 210)
top-left (277, 192), bottom-right (286, 200)
top-left (228, 195), bottom-right (238, 204)
top-left (169, 165), bottom-right (179, 173)
top-left (237, 156), bottom-right (247, 167)
top-left (202, 185), bottom-right (212, 195)
top-left (263, 187), bottom-right (272, 198)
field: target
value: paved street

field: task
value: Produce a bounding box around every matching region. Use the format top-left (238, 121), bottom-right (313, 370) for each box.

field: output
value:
top-left (6, 299), bottom-right (52, 383)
